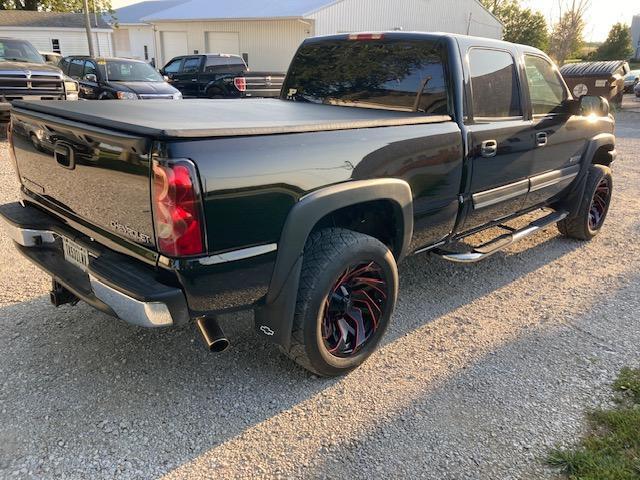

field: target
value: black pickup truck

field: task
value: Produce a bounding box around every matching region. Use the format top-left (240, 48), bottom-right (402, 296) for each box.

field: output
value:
top-left (1, 32), bottom-right (616, 376)
top-left (160, 53), bottom-right (285, 98)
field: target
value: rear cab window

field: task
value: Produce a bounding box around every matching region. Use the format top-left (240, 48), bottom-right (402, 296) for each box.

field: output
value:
top-left (468, 48), bottom-right (522, 120)
top-left (282, 37), bottom-right (449, 115)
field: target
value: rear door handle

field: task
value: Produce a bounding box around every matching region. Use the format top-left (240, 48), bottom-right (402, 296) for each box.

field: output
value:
top-left (536, 132), bottom-right (548, 146)
top-left (481, 140), bottom-right (498, 158)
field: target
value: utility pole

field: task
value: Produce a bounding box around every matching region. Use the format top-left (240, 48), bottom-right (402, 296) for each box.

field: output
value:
top-left (83, 0), bottom-right (96, 57)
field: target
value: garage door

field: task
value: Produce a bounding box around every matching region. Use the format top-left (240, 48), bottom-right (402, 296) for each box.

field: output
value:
top-left (205, 32), bottom-right (240, 55)
top-left (161, 31), bottom-right (188, 63)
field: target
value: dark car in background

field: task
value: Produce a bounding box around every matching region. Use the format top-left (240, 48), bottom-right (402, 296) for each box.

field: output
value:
top-left (160, 53), bottom-right (284, 98)
top-left (60, 56), bottom-right (182, 100)
top-left (623, 70), bottom-right (640, 93)
top-left (0, 37), bottom-right (78, 122)
top-left (560, 60), bottom-right (629, 106)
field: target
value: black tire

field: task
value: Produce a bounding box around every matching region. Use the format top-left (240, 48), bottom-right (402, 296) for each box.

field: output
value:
top-left (557, 164), bottom-right (612, 240)
top-left (282, 228), bottom-right (398, 376)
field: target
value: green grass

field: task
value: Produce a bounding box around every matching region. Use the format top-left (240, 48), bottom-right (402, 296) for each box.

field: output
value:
top-left (548, 368), bottom-right (640, 480)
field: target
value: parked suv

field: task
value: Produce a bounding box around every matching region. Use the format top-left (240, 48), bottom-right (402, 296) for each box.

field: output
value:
top-left (0, 37), bottom-right (78, 122)
top-left (161, 53), bottom-right (285, 98)
top-left (60, 56), bottom-right (181, 100)
top-left (2, 33), bottom-right (616, 376)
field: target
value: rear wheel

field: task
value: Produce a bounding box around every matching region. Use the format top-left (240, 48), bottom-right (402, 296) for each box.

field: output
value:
top-left (557, 164), bottom-right (612, 240)
top-left (283, 228), bottom-right (398, 376)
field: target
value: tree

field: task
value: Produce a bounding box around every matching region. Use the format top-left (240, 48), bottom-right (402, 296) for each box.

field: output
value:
top-left (480, 0), bottom-right (549, 50)
top-left (589, 23), bottom-right (634, 60)
top-left (0, 0), bottom-right (111, 12)
top-left (549, 0), bottom-right (590, 65)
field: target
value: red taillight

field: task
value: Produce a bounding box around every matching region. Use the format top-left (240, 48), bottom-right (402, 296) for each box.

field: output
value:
top-left (152, 159), bottom-right (205, 257)
top-left (233, 77), bottom-right (247, 92)
top-left (348, 33), bottom-right (384, 41)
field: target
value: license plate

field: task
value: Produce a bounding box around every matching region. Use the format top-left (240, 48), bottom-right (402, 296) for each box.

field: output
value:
top-left (62, 237), bottom-right (89, 272)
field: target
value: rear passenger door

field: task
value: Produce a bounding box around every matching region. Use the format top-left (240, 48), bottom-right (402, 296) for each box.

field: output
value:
top-left (462, 48), bottom-right (537, 231)
top-left (521, 54), bottom-right (586, 207)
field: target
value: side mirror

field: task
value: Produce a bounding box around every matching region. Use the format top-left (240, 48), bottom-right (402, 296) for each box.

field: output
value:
top-left (84, 73), bottom-right (97, 83)
top-left (580, 95), bottom-right (610, 117)
top-left (163, 75), bottom-right (170, 82)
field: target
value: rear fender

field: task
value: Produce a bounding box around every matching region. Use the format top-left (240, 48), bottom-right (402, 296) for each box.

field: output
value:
top-left (254, 179), bottom-right (413, 348)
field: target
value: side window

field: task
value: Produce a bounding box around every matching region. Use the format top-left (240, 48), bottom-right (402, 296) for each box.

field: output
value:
top-left (469, 49), bottom-right (522, 119)
top-left (83, 60), bottom-right (97, 79)
top-left (163, 58), bottom-right (182, 74)
top-left (524, 55), bottom-right (568, 116)
top-left (204, 56), bottom-right (225, 72)
top-left (68, 59), bottom-right (85, 79)
top-left (182, 57), bottom-right (201, 74)
top-left (59, 57), bottom-right (70, 74)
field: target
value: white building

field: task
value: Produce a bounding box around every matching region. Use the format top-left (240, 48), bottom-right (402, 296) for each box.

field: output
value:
top-left (0, 10), bottom-right (113, 57)
top-left (632, 14), bottom-right (640, 60)
top-left (113, 0), bottom-right (502, 71)
top-left (110, 0), bottom-right (189, 65)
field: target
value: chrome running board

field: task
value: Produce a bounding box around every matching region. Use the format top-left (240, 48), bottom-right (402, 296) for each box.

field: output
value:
top-left (432, 210), bottom-right (569, 263)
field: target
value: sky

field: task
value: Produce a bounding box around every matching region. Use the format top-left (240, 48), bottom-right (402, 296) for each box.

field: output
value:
top-left (110, 0), bottom-right (640, 42)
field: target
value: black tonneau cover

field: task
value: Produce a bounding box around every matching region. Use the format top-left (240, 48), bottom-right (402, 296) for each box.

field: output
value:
top-left (11, 98), bottom-right (449, 139)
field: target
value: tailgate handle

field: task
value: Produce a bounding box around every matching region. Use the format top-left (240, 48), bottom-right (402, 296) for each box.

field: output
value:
top-left (54, 143), bottom-right (75, 170)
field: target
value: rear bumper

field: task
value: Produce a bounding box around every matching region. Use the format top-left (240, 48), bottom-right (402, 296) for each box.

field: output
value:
top-left (0, 201), bottom-right (190, 328)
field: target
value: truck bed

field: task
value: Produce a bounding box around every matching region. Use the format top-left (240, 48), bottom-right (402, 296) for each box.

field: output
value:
top-left (11, 98), bottom-right (449, 139)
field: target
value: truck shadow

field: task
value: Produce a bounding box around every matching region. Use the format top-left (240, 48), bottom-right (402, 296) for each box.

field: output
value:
top-left (0, 228), bottom-right (587, 477)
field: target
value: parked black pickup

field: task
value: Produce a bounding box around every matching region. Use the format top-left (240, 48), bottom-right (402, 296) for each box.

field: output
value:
top-left (160, 53), bottom-right (284, 98)
top-left (2, 32), bottom-right (616, 376)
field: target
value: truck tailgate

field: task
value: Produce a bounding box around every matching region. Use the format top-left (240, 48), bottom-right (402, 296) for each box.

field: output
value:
top-left (10, 107), bottom-right (156, 249)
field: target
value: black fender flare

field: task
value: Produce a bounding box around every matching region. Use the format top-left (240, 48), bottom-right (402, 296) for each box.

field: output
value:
top-left (559, 132), bottom-right (615, 217)
top-left (254, 178), bottom-right (413, 348)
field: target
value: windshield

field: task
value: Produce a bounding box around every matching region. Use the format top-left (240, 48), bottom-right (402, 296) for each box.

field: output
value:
top-left (282, 38), bottom-right (449, 114)
top-left (104, 60), bottom-right (163, 82)
top-left (625, 71), bottom-right (640, 80)
top-left (0, 38), bottom-right (45, 64)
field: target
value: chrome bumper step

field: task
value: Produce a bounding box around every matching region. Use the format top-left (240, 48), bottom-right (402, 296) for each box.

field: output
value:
top-left (432, 210), bottom-right (569, 263)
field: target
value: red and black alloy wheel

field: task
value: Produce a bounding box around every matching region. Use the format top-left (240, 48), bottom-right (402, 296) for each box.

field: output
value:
top-left (284, 228), bottom-right (399, 376)
top-left (557, 164), bottom-right (612, 241)
top-left (588, 179), bottom-right (610, 231)
top-left (322, 261), bottom-right (389, 358)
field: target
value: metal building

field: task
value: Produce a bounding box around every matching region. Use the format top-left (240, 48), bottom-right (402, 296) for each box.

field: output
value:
top-left (114, 0), bottom-right (503, 71)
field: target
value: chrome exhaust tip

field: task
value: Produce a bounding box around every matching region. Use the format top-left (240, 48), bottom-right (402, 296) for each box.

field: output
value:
top-left (196, 316), bottom-right (230, 353)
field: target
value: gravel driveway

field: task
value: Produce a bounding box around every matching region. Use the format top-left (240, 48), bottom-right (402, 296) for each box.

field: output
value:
top-left (0, 115), bottom-right (639, 479)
